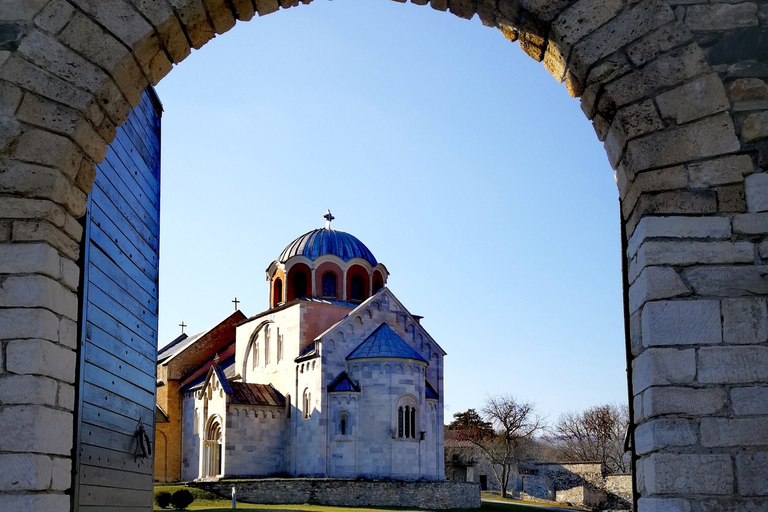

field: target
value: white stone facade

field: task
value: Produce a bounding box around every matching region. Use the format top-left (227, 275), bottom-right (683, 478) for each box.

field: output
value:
top-left (183, 288), bottom-right (445, 481)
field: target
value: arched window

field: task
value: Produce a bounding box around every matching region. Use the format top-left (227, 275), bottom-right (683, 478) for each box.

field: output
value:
top-left (350, 275), bottom-right (365, 301)
top-left (372, 278), bottom-right (383, 294)
top-left (339, 412), bottom-right (350, 436)
top-left (396, 396), bottom-right (418, 439)
top-left (273, 278), bottom-right (283, 306)
top-left (322, 272), bottom-right (337, 299)
top-left (264, 326), bottom-right (270, 366)
top-left (293, 271), bottom-right (308, 299)
top-left (303, 388), bottom-right (311, 419)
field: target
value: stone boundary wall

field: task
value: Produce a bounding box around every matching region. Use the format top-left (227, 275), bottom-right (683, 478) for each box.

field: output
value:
top-left (193, 478), bottom-right (480, 510)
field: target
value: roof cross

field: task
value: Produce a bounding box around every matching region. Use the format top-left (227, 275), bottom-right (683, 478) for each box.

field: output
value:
top-left (232, 297), bottom-right (240, 310)
top-left (179, 321), bottom-right (187, 334)
top-left (323, 209), bottom-right (335, 229)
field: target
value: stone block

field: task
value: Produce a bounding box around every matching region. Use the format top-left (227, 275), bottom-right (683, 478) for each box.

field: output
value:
top-left (0, 56), bottom-right (91, 112)
top-left (634, 394), bottom-right (644, 423)
top-left (586, 52), bottom-right (632, 86)
top-left (688, 154), bottom-right (753, 189)
top-left (0, 114), bottom-right (22, 153)
top-left (130, 0), bottom-right (191, 64)
top-left (0, 242), bottom-right (61, 279)
top-left (701, 417), bottom-right (768, 447)
top-left (0, 0), bottom-right (49, 20)
top-left (627, 216), bottom-right (731, 259)
top-left (550, 0), bottom-right (623, 59)
top-left (6, 339), bottom-right (76, 383)
top-left (0, 493), bottom-right (69, 511)
top-left (518, 0), bottom-right (571, 23)
top-left (732, 386), bottom-right (768, 415)
top-left (18, 29), bottom-right (107, 95)
top-left (643, 386), bottom-right (726, 417)
top-left (634, 418), bottom-right (697, 455)
top-left (255, 0), bottom-right (280, 16)
top-left (50, 457), bottom-right (71, 491)
top-left (685, 3), bottom-right (758, 32)
top-left (12, 220), bottom-right (80, 261)
top-left (0, 308), bottom-right (58, 341)
top-left (606, 101), bottom-right (663, 169)
top-left (627, 191), bottom-right (718, 240)
top-left (0, 274), bottom-right (78, 319)
top-left (633, 348), bottom-right (696, 392)
top-left (637, 498), bottom-right (691, 512)
top-left (737, 451), bottom-right (768, 496)
top-left (741, 112), bottom-right (768, 144)
top-left (58, 317), bottom-right (77, 350)
top-left (722, 298), bottom-right (768, 345)
top-left (629, 267), bottom-right (690, 314)
top-left (626, 21), bottom-right (692, 67)
top-left (569, 0), bottom-right (673, 81)
top-left (0, 454), bottom-right (52, 491)
top-left (698, 346), bottom-right (768, 384)
top-left (625, 114), bottom-right (740, 175)
top-left (641, 300), bottom-right (721, 346)
top-left (13, 129), bottom-right (83, 179)
top-left (0, 159), bottom-right (87, 217)
top-left (604, 43), bottom-right (709, 108)
top-left (656, 73), bottom-right (730, 125)
top-left (57, 383), bottom-right (75, 410)
top-left (746, 173), bottom-right (768, 212)
top-left (60, 257), bottom-right (79, 292)
top-left (684, 266), bottom-right (768, 296)
top-left (631, 241), bottom-right (753, 281)
top-left (0, 375), bottom-right (58, 405)
top-left (63, 212), bottom-right (83, 242)
top-left (728, 78), bottom-right (768, 102)
top-left (761, 240), bottom-right (768, 259)
top-left (34, 0), bottom-right (76, 34)
top-left (0, 406), bottom-right (73, 455)
top-left (0, 81), bottom-right (23, 116)
top-left (0, 196), bottom-right (64, 226)
top-left (622, 166), bottom-right (688, 216)
top-left (645, 453), bottom-right (733, 495)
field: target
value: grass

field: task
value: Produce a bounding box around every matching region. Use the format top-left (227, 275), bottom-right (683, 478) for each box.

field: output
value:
top-left (154, 485), bottom-right (582, 512)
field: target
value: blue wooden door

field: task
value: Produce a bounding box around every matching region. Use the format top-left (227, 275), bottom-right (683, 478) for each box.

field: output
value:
top-left (74, 88), bottom-right (162, 511)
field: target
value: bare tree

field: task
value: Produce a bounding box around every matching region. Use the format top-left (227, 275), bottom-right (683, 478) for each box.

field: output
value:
top-left (548, 403), bottom-right (629, 474)
top-left (453, 395), bottom-right (543, 498)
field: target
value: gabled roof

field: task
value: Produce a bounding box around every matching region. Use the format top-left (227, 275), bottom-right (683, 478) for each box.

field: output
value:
top-left (426, 380), bottom-right (439, 400)
top-left (230, 383), bottom-right (285, 406)
top-left (328, 372), bottom-right (361, 392)
top-left (180, 354), bottom-right (236, 392)
top-left (295, 342), bottom-right (318, 362)
top-left (346, 323), bottom-right (428, 363)
top-left (157, 310), bottom-right (247, 367)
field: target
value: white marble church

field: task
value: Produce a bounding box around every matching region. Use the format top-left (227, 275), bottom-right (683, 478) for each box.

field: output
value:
top-left (179, 212), bottom-right (445, 481)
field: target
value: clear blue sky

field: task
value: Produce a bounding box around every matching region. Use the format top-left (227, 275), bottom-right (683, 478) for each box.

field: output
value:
top-left (154, 0), bottom-right (627, 425)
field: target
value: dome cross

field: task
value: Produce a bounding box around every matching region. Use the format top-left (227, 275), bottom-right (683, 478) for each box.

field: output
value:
top-left (323, 209), bottom-right (335, 229)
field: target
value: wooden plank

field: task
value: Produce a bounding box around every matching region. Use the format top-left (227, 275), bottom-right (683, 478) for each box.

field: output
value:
top-left (79, 444), bottom-right (151, 474)
top-left (85, 306), bottom-right (156, 360)
top-left (79, 484), bottom-right (153, 507)
top-left (89, 198), bottom-right (157, 275)
top-left (88, 259), bottom-right (158, 326)
top-left (98, 153), bottom-right (159, 233)
top-left (109, 129), bottom-right (159, 203)
top-left (91, 183), bottom-right (158, 257)
top-left (90, 221), bottom-right (158, 288)
top-left (80, 461), bottom-right (153, 490)
top-left (84, 342), bottom-right (154, 392)
top-left (89, 234), bottom-right (157, 301)
top-left (79, 422), bottom-right (146, 457)
top-left (86, 285), bottom-right (156, 344)
top-left (81, 382), bottom-right (153, 426)
top-left (83, 365), bottom-right (154, 412)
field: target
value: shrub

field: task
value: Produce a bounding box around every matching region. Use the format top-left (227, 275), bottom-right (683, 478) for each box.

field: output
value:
top-left (170, 489), bottom-right (195, 510)
top-left (155, 491), bottom-right (172, 509)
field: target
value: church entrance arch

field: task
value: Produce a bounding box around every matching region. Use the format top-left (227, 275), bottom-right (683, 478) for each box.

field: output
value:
top-left (203, 416), bottom-right (223, 479)
top-left (1, 1), bottom-right (767, 511)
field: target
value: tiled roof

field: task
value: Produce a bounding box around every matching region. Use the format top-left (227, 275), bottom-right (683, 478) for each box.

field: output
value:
top-left (346, 323), bottom-right (427, 362)
top-left (277, 228), bottom-right (377, 266)
top-left (328, 372), bottom-right (360, 392)
top-left (229, 383), bottom-right (285, 406)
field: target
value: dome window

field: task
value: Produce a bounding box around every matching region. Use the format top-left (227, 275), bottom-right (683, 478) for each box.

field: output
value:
top-left (293, 272), bottom-right (308, 299)
top-left (322, 272), bottom-right (338, 299)
top-left (350, 275), bottom-right (365, 302)
top-left (273, 278), bottom-right (283, 306)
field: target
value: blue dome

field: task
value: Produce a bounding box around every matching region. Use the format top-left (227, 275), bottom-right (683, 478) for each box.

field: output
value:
top-left (278, 228), bottom-right (378, 266)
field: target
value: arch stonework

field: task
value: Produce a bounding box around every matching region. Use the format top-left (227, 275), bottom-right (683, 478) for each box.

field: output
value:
top-left (0, 0), bottom-right (767, 510)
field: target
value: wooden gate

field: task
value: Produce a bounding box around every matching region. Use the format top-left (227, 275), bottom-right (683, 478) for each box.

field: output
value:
top-left (73, 88), bottom-right (162, 511)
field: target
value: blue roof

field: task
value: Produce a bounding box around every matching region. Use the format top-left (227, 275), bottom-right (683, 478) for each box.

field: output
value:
top-left (426, 380), bottom-right (438, 399)
top-left (328, 372), bottom-right (361, 392)
top-left (346, 323), bottom-right (427, 362)
top-left (278, 228), bottom-right (377, 266)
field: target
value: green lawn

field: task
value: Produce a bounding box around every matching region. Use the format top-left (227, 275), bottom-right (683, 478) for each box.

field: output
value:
top-left (154, 485), bottom-right (579, 512)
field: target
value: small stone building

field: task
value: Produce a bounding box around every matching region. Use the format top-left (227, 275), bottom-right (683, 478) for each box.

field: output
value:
top-left (163, 213), bottom-right (446, 481)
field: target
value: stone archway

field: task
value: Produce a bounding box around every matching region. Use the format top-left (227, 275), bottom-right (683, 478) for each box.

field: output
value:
top-left (1, 1), bottom-right (767, 511)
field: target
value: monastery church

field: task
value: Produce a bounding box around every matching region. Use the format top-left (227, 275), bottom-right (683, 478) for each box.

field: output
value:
top-left (155, 212), bottom-right (446, 483)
